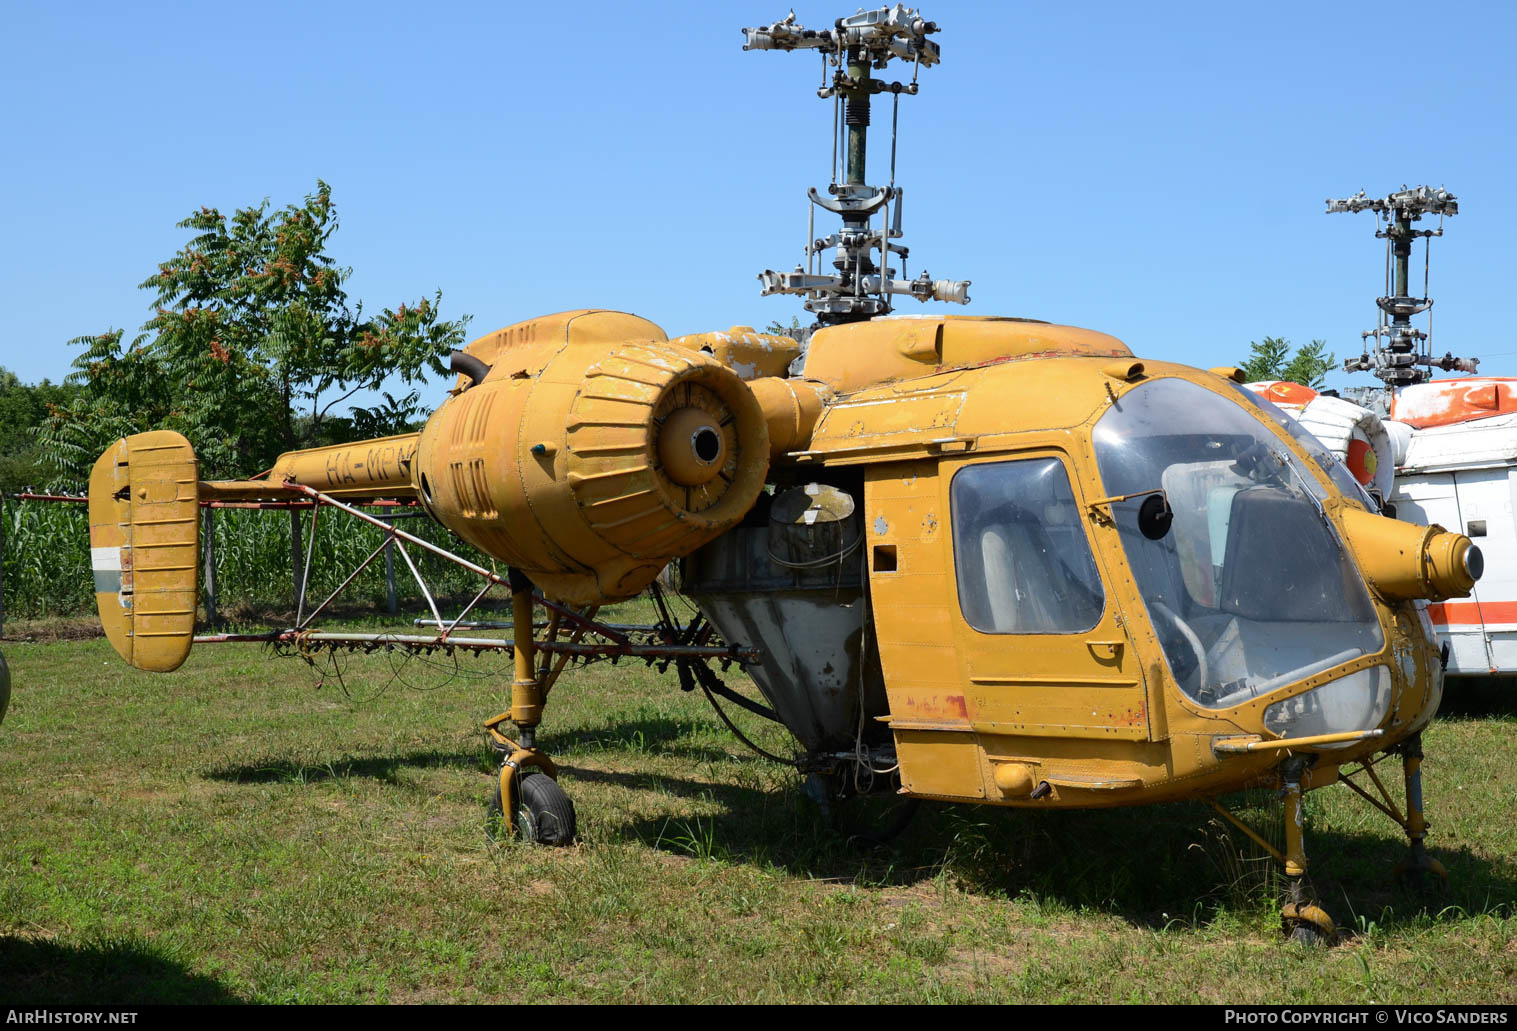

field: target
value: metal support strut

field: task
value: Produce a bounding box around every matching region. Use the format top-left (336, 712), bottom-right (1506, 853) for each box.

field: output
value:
top-left (1205, 766), bottom-right (1332, 942)
top-left (1395, 733), bottom-right (1448, 886)
top-left (1279, 759), bottom-right (1336, 943)
top-left (487, 568), bottom-right (559, 837)
top-left (510, 569), bottom-right (543, 744)
top-left (1338, 736), bottom-right (1448, 888)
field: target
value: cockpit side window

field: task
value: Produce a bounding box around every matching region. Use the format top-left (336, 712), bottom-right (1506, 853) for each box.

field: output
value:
top-left (950, 458), bottom-right (1105, 634)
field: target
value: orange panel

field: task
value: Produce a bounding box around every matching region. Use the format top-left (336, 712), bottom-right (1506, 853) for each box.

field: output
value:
top-left (1391, 377), bottom-right (1517, 429)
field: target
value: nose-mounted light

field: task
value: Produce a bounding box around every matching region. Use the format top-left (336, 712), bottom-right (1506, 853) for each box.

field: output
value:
top-left (1338, 507), bottom-right (1482, 601)
top-left (1464, 542), bottom-right (1485, 581)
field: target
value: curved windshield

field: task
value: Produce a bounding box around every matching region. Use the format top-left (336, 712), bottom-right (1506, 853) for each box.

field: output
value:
top-left (1093, 379), bottom-right (1383, 709)
top-left (1230, 383), bottom-right (1376, 510)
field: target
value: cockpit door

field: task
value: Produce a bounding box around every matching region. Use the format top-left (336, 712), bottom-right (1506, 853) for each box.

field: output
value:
top-left (942, 452), bottom-right (1150, 740)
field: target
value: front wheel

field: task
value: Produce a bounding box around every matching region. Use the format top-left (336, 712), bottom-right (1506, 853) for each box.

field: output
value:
top-left (490, 770), bottom-right (577, 846)
top-left (807, 773), bottom-right (921, 847)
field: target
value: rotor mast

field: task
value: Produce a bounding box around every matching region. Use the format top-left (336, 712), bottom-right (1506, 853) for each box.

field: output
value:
top-left (743, 6), bottom-right (970, 325)
top-left (1326, 186), bottom-right (1476, 389)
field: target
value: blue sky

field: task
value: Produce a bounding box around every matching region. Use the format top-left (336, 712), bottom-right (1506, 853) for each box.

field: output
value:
top-left (3, 0), bottom-right (1514, 401)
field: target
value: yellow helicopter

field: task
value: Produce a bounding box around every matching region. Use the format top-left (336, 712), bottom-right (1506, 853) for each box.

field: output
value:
top-left (84, 6), bottom-right (1481, 942)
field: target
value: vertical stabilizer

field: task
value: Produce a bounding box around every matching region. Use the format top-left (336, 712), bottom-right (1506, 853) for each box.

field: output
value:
top-left (88, 431), bottom-right (200, 672)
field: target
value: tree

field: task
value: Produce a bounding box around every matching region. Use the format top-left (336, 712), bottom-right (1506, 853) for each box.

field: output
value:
top-left (0, 368), bottom-right (77, 491)
top-left (763, 315), bottom-right (805, 337)
top-left (1239, 336), bottom-right (1336, 388)
top-left (39, 182), bottom-right (470, 482)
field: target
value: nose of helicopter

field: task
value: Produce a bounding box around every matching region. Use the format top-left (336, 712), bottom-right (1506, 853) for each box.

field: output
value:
top-left (1338, 506), bottom-right (1482, 601)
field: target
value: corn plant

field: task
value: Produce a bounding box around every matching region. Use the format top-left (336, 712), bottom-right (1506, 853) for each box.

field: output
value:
top-left (1, 497), bottom-right (92, 617)
top-left (2, 496), bottom-right (500, 620)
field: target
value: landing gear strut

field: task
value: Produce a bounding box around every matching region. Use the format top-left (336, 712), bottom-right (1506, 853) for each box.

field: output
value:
top-left (1394, 735), bottom-right (1448, 889)
top-left (1279, 761), bottom-right (1335, 945)
top-left (1339, 733), bottom-right (1447, 889)
top-left (1210, 737), bottom-right (1453, 945)
top-left (1208, 758), bottom-right (1335, 944)
top-left (485, 572), bottom-right (577, 845)
top-left (803, 745), bottom-right (919, 847)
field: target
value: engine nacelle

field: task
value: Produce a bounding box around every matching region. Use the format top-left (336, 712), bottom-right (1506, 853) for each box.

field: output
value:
top-left (415, 310), bottom-right (771, 604)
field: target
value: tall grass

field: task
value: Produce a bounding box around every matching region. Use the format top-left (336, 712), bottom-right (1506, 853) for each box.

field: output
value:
top-left (1, 497), bottom-right (90, 617)
top-left (1, 496), bottom-right (494, 620)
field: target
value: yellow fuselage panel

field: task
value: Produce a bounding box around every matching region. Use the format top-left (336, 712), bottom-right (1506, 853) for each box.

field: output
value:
top-left (259, 433), bottom-right (421, 501)
top-left (825, 358), bottom-right (1450, 808)
top-left (802, 355), bottom-right (1119, 465)
top-left (449, 309), bottom-right (668, 394)
top-left (801, 315), bottom-right (1131, 395)
top-left (667, 326), bottom-right (801, 381)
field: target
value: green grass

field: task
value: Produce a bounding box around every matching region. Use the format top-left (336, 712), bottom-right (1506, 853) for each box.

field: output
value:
top-left (1, 617), bottom-right (1514, 1003)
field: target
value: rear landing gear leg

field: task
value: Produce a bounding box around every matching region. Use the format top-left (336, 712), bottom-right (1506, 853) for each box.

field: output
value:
top-left (485, 572), bottom-right (577, 845)
top-left (805, 766), bottom-right (920, 847)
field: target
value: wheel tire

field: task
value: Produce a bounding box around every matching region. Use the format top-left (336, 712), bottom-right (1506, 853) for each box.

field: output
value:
top-left (1282, 901), bottom-right (1335, 946)
top-left (486, 777), bottom-right (510, 843)
top-left (490, 770), bottom-right (577, 846)
top-left (1288, 922), bottom-right (1328, 947)
top-left (832, 795), bottom-right (921, 848)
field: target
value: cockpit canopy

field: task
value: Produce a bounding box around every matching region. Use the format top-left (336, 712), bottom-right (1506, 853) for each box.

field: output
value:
top-left (1093, 378), bottom-right (1383, 709)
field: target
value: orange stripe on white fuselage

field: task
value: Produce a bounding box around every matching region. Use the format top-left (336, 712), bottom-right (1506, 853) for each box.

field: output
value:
top-left (1428, 600), bottom-right (1517, 628)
